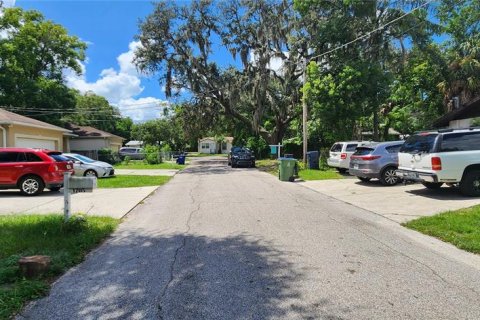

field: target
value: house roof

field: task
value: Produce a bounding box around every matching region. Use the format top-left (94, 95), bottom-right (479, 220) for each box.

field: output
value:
top-left (434, 96), bottom-right (480, 128)
top-left (65, 123), bottom-right (125, 140)
top-left (199, 136), bottom-right (234, 142)
top-left (126, 140), bottom-right (143, 146)
top-left (0, 108), bottom-right (70, 132)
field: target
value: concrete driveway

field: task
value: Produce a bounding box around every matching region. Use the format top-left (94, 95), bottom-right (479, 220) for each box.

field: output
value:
top-left (299, 179), bottom-right (480, 223)
top-left (0, 187), bottom-right (157, 219)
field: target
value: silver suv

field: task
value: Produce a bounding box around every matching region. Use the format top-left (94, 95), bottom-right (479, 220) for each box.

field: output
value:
top-left (119, 147), bottom-right (144, 160)
top-left (349, 141), bottom-right (404, 186)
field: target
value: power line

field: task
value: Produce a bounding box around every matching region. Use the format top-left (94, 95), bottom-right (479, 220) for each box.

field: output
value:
top-left (308, 0), bottom-right (434, 62)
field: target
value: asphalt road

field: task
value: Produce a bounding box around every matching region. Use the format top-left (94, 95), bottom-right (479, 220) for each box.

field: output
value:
top-left (19, 157), bottom-right (480, 320)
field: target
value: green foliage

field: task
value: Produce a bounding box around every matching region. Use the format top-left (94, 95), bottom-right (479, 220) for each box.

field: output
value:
top-left (0, 214), bottom-right (118, 319)
top-left (245, 136), bottom-right (269, 159)
top-left (132, 118), bottom-right (186, 151)
top-left (0, 7), bottom-right (86, 124)
top-left (122, 156), bottom-right (132, 166)
top-left (143, 145), bottom-right (162, 164)
top-left (98, 148), bottom-right (120, 164)
top-left (64, 92), bottom-right (120, 133)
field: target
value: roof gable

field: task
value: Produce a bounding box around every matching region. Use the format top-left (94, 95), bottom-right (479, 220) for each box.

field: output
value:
top-left (0, 108), bottom-right (70, 132)
top-left (65, 123), bottom-right (124, 140)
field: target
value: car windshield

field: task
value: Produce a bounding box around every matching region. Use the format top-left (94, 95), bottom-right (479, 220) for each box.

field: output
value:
top-left (49, 154), bottom-right (70, 162)
top-left (232, 147), bottom-right (250, 154)
top-left (400, 134), bottom-right (438, 154)
top-left (73, 155), bottom-right (95, 163)
top-left (353, 147), bottom-right (374, 156)
top-left (330, 143), bottom-right (342, 152)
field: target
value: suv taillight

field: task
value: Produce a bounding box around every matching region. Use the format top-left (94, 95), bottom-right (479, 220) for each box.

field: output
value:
top-left (48, 163), bottom-right (59, 172)
top-left (431, 157), bottom-right (442, 171)
top-left (359, 155), bottom-right (381, 161)
top-left (340, 153), bottom-right (347, 160)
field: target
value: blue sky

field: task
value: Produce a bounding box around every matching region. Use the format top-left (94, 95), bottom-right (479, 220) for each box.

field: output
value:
top-left (9, 0), bottom-right (182, 121)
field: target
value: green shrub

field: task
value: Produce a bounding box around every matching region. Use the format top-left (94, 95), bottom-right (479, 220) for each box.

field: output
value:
top-left (122, 156), bottom-right (131, 165)
top-left (98, 148), bottom-right (121, 164)
top-left (144, 145), bottom-right (163, 164)
top-left (246, 136), bottom-right (269, 159)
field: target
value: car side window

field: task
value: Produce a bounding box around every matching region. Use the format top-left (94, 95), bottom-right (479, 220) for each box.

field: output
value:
top-left (346, 144), bottom-right (358, 152)
top-left (440, 132), bottom-right (480, 152)
top-left (385, 145), bottom-right (402, 154)
top-left (330, 144), bottom-right (342, 152)
top-left (24, 153), bottom-right (43, 162)
top-left (0, 152), bottom-right (21, 163)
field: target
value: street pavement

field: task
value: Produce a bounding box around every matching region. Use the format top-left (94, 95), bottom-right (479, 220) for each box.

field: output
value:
top-left (0, 187), bottom-right (157, 218)
top-left (300, 179), bottom-right (480, 223)
top-left (18, 157), bottom-right (480, 319)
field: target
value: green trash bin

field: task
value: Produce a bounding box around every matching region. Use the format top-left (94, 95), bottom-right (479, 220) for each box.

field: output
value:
top-left (278, 157), bottom-right (297, 182)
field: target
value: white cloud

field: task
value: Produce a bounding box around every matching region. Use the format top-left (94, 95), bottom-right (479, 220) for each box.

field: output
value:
top-left (116, 97), bottom-right (169, 123)
top-left (2, 0), bottom-right (16, 8)
top-left (65, 41), bottom-right (167, 122)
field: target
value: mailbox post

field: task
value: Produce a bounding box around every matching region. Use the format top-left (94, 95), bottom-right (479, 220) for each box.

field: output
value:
top-left (63, 172), bottom-right (71, 221)
top-left (63, 173), bottom-right (97, 221)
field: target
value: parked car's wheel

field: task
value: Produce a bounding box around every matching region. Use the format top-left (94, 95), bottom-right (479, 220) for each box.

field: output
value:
top-left (251, 161), bottom-right (256, 168)
top-left (460, 170), bottom-right (480, 197)
top-left (19, 175), bottom-right (44, 196)
top-left (422, 182), bottom-right (443, 189)
top-left (357, 177), bottom-right (371, 183)
top-left (337, 168), bottom-right (347, 174)
top-left (231, 161), bottom-right (237, 168)
top-left (380, 167), bottom-right (399, 186)
top-left (49, 187), bottom-right (61, 192)
top-left (84, 169), bottom-right (98, 178)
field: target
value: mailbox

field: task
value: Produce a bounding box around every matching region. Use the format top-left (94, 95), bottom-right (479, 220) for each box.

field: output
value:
top-left (68, 176), bottom-right (97, 193)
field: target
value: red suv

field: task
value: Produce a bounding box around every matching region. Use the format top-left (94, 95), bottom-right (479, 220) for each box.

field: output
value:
top-left (0, 148), bottom-right (74, 196)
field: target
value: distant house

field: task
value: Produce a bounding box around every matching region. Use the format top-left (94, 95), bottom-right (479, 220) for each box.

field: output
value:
top-left (0, 108), bottom-right (73, 151)
top-left (125, 140), bottom-right (143, 148)
top-left (198, 137), bottom-right (233, 154)
top-left (65, 124), bottom-right (125, 153)
top-left (434, 96), bottom-right (480, 128)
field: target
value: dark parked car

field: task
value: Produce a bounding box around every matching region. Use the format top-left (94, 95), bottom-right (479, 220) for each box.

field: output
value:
top-left (228, 147), bottom-right (255, 168)
top-left (349, 141), bottom-right (404, 186)
top-left (0, 148), bottom-right (74, 195)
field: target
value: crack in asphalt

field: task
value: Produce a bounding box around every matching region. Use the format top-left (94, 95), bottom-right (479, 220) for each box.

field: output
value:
top-left (157, 176), bottom-right (202, 319)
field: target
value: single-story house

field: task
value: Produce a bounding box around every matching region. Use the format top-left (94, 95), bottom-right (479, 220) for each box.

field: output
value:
top-left (198, 137), bottom-right (233, 154)
top-left (65, 123), bottom-right (125, 153)
top-left (0, 108), bottom-right (73, 151)
top-left (434, 96), bottom-right (480, 128)
top-left (125, 140), bottom-right (143, 148)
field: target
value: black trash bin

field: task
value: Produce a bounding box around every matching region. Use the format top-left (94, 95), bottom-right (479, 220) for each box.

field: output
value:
top-left (306, 151), bottom-right (319, 169)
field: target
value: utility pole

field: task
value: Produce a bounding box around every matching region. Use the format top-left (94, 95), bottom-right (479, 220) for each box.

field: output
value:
top-left (302, 58), bottom-right (308, 166)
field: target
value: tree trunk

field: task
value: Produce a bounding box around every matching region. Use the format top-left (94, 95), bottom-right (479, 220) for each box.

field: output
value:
top-left (373, 111), bottom-right (379, 141)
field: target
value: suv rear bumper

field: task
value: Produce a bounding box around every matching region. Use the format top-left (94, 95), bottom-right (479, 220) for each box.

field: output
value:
top-left (396, 169), bottom-right (438, 183)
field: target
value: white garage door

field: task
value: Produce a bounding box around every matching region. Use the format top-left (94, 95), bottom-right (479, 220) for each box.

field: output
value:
top-left (16, 137), bottom-right (56, 150)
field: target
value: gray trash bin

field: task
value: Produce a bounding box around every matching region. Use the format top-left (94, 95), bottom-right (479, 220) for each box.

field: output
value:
top-left (306, 151), bottom-right (319, 169)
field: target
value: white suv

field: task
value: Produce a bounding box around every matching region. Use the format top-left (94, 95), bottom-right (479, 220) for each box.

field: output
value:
top-left (327, 141), bottom-right (375, 173)
top-left (396, 128), bottom-right (480, 196)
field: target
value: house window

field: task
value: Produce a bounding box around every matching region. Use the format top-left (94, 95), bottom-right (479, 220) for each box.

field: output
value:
top-left (201, 143), bottom-right (210, 149)
top-left (221, 142), bottom-right (227, 150)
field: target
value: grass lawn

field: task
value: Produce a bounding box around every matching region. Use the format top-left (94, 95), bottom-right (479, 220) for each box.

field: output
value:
top-left (0, 214), bottom-right (118, 319)
top-left (114, 161), bottom-right (185, 170)
top-left (403, 205), bottom-right (480, 254)
top-left (298, 169), bottom-right (343, 181)
top-left (256, 159), bottom-right (343, 181)
top-left (98, 175), bottom-right (171, 188)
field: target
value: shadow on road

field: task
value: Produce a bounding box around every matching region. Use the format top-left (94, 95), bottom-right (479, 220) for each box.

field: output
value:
top-left (21, 232), bottom-right (341, 319)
